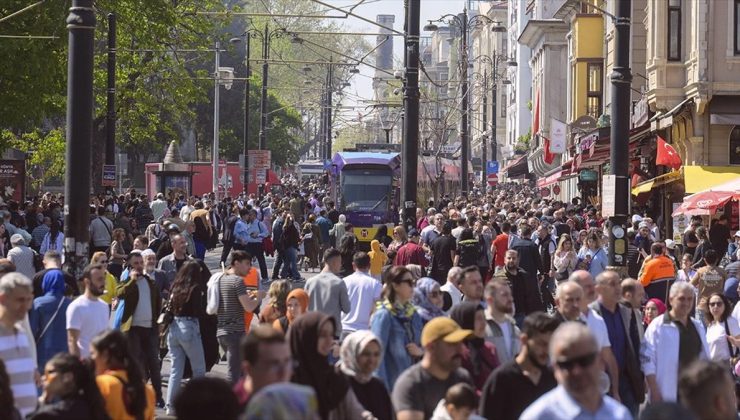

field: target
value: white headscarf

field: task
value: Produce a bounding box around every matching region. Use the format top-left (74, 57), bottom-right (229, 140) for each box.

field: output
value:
top-left (338, 331), bottom-right (382, 384)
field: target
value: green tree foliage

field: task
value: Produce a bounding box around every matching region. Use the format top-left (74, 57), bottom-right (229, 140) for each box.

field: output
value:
top-left (0, 129), bottom-right (65, 189)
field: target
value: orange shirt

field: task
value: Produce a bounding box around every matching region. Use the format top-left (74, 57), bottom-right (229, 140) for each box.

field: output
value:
top-left (96, 370), bottom-right (155, 420)
top-left (638, 255), bottom-right (676, 287)
top-left (243, 267), bottom-right (259, 332)
top-left (492, 233), bottom-right (509, 267)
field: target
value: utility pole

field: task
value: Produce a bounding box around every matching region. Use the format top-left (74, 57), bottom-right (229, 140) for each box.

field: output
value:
top-left (401, 0), bottom-right (420, 231)
top-left (491, 59), bottom-right (498, 162)
top-left (258, 24), bottom-right (270, 196)
top-left (243, 36), bottom-right (251, 195)
top-left (481, 69), bottom-right (488, 185)
top-left (459, 10), bottom-right (470, 196)
top-left (325, 58), bottom-right (334, 160)
top-left (606, 0), bottom-right (632, 274)
top-left (105, 13), bottom-right (116, 170)
top-left (212, 42), bottom-right (221, 198)
top-left (64, 0), bottom-right (95, 277)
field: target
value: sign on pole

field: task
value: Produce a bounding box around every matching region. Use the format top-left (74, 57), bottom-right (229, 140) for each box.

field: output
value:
top-left (487, 173), bottom-right (498, 187)
top-left (102, 164), bottom-right (116, 187)
top-left (486, 161), bottom-right (499, 175)
top-left (255, 169), bottom-right (267, 184)
top-left (248, 150), bottom-right (271, 170)
top-left (602, 174), bottom-right (616, 217)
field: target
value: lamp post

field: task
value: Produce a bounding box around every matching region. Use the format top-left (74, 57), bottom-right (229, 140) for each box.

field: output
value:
top-left (424, 10), bottom-right (505, 197)
top-left (255, 24), bottom-right (284, 196)
top-left (212, 41), bottom-right (221, 197)
top-left (64, 0), bottom-right (95, 277)
top-left (230, 29), bottom-right (258, 196)
top-left (401, 0), bottom-right (421, 232)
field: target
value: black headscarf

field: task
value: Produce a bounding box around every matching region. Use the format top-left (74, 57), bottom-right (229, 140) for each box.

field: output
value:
top-left (289, 312), bottom-right (350, 420)
top-left (449, 302), bottom-right (490, 376)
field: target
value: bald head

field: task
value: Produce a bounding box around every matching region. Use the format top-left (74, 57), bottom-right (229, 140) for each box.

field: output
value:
top-left (556, 282), bottom-right (584, 321)
top-left (550, 322), bottom-right (601, 396)
top-left (569, 270), bottom-right (596, 306)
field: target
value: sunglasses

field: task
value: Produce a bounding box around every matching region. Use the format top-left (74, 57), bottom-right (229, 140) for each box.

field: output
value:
top-left (709, 301), bottom-right (724, 307)
top-left (555, 352), bottom-right (597, 371)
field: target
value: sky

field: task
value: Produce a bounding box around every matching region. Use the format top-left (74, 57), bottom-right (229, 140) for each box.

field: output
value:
top-left (328, 0), bottom-right (469, 122)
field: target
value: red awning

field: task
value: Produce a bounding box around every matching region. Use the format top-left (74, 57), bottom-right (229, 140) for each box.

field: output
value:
top-left (537, 170), bottom-right (563, 188)
top-left (501, 155), bottom-right (526, 172)
top-left (573, 125), bottom-right (648, 170)
top-left (672, 191), bottom-right (739, 216)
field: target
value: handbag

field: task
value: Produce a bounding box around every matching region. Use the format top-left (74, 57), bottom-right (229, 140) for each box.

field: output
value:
top-left (157, 297), bottom-right (174, 352)
top-left (35, 297), bottom-right (65, 341)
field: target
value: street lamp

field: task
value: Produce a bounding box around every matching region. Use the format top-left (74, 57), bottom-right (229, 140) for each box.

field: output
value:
top-left (424, 9), bottom-right (506, 196)
top-left (229, 29), bottom-right (259, 196)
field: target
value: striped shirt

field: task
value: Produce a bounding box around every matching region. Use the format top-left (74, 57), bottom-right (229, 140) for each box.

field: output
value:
top-left (0, 323), bottom-right (37, 417)
top-left (216, 274), bottom-right (248, 337)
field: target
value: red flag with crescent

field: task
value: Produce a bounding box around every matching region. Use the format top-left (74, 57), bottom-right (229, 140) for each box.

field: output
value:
top-left (656, 135), bottom-right (682, 170)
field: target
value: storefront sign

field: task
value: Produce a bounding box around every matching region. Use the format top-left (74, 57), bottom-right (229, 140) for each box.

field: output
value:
top-left (550, 118), bottom-right (567, 153)
top-left (579, 169), bottom-right (598, 182)
top-left (571, 115), bottom-right (598, 132)
top-left (579, 133), bottom-right (599, 153)
top-left (553, 185), bottom-right (561, 195)
top-left (672, 203), bottom-right (689, 242)
top-left (632, 97), bottom-right (650, 128)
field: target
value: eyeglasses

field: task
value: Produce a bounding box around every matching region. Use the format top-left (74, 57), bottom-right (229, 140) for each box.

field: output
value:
top-left (709, 301), bottom-right (724, 307)
top-left (555, 352), bottom-right (597, 371)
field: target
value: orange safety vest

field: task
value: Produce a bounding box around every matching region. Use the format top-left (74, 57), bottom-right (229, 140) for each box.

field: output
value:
top-left (242, 267), bottom-right (259, 332)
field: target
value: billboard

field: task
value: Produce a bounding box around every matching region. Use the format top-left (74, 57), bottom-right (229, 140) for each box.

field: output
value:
top-left (0, 160), bottom-right (25, 202)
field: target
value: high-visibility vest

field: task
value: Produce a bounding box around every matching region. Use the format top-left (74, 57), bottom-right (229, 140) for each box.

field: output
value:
top-left (242, 267), bottom-right (259, 332)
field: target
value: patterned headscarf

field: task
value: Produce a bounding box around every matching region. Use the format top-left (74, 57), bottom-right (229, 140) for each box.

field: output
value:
top-left (412, 277), bottom-right (446, 322)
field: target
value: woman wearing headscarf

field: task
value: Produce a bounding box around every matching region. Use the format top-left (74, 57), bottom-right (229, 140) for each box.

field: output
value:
top-left (338, 331), bottom-right (394, 420)
top-left (643, 297), bottom-right (667, 329)
top-left (368, 240), bottom-right (388, 280)
top-left (449, 302), bottom-right (500, 392)
top-left (274, 288), bottom-right (309, 333)
top-left (29, 270), bottom-right (71, 369)
top-left (412, 277), bottom-right (446, 324)
top-left (244, 383), bottom-right (319, 420)
top-left (289, 312), bottom-right (372, 420)
top-left (370, 266), bottom-right (423, 391)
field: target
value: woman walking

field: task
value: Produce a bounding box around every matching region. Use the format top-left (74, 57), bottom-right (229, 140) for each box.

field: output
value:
top-left (163, 261), bottom-right (207, 415)
top-left (338, 331), bottom-right (394, 420)
top-left (552, 234), bottom-right (578, 282)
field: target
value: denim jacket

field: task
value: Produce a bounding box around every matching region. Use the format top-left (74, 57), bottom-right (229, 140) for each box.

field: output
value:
top-left (370, 305), bottom-right (423, 391)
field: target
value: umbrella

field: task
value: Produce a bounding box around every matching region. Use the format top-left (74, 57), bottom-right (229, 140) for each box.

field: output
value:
top-left (672, 177), bottom-right (740, 216)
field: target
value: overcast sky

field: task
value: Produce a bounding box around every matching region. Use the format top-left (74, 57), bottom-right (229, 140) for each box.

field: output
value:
top-left (329, 0), bottom-right (469, 121)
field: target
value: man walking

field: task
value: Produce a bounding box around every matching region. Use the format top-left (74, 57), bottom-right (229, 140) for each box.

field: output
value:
top-left (88, 206), bottom-right (113, 255)
top-left (479, 312), bottom-right (560, 420)
top-left (483, 279), bottom-right (521, 364)
top-left (341, 252), bottom-right (382, 338)
top-left (116, 252), bottom-right (164, 406)
top-left (66, 264), bottom-right (109, 358)
top-left (305, 248), bottom-right (351, 338)
top-left (8, 234), bottom-right (36, 279)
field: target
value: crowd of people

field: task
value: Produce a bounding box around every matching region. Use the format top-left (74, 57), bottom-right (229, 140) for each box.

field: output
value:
top-left (0, 182), bottom-right (739, 419)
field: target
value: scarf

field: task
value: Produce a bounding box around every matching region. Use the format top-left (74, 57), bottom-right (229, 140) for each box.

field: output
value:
top-left (338, 331), bottom-right (382, 384)
top-left (285, 288), bottom-right (309, 324)
top-left (378, 298), bottom-right (416, 319)
top-left (412, 277), bottom-right (446, 322)
top-left (449, 302), bottom-right (489, 375)
top-left (289, 312), bottom-right (350, 420)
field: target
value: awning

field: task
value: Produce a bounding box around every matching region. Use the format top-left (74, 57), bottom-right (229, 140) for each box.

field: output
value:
top-left (673, 177), bottom-right (740, 216)
top-left (537, 170), bottom-right (563, 188)
top-left (630, 170), bottom-right (683, 195)
top-left (683, 166), bottom-right (740, 194)
top-left (502, 155), bottom-right (530, 178)
top-left (574, 124), bottom-right (650, 170)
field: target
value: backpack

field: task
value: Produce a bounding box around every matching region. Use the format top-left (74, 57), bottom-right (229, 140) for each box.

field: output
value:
top-left (206, 272), bottom-right (226, 315)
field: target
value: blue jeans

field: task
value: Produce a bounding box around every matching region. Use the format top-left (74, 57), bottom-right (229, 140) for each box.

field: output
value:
top-left (166, 317), bottom-right (206, 411)
top-left (284, 246), bottom-right (300, 280)
top-left (217, 331), bottom-right (244, 384)
top-left (126, 326), bottom-right (162, 400)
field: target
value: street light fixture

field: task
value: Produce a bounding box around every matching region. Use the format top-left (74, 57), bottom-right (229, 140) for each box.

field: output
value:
top-left (349, 67), bottom-right (360, 74)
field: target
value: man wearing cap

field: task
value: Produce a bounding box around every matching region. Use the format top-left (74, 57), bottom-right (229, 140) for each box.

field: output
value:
top-left (8, 234), bottom-right (36, 279)
top-left (392, 317), bottom-right (473, 420)
top-left (394, 229), bottom-right (428, 268)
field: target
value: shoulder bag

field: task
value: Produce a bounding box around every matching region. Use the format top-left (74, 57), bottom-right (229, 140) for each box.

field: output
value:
top-left (36, 297), bottom-right (65, 341)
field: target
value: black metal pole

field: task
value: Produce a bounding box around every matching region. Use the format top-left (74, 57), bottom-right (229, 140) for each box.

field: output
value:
top-left (64, 0), bottom-right (95, 277)
top-left (258, 24), bottom-right (269, 196)
top-left (607, 0), bottom-right (632, 273)
top-left (460, 10), bottom-right (469, 196)
top-left (319, 88), bottom-right (326, 159)
top-left (243, 35), bottom-right (250, 195)
top-left (491, 60), bottom-right (498, 162)
top-left (401, 0), bottom-right (420, 231)
top-left (325, 59), bottom-right (333, 160)
top-left (481, 69), bottom-right (488, 186)
top-left (105, 13), bottom-right (116, 168)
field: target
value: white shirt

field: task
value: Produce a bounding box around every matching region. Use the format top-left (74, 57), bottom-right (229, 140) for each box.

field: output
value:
top-left (341, 270), bottom-right (382, 333)
top-left (131, 280), bottom-right (153, 328)
top-left (66, 295), bottom-right (110, 357)
top-left (706, 316), bottom-right (740, 362)
top-left (581, 309), bottom-right (611, 349)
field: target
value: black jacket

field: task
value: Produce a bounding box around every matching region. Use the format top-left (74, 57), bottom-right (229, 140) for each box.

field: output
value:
top-left (509, 237), bottom-right (543, 280)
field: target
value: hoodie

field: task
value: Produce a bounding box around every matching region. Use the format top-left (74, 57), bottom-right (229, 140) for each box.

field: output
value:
top-left (368, 240), bottom-right (388, 276)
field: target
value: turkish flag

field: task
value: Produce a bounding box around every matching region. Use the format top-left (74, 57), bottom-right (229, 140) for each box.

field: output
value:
top-left (656, 136), bottom-right (682, 170)
top-left (543, 137), bottom-right (555, 164)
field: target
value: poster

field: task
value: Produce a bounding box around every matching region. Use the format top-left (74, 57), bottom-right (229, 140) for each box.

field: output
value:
top-left (0, 160), bottom-right (25, 203)
top-left (672, 202), bottom-right (689, 242)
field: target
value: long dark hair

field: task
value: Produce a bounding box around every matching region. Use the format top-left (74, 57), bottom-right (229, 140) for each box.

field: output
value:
top-left (338, 235), bottom-right (356, 256)
top-left (0, 359), bottom-right (15, 420)
top-left (91, 330), bottom-right (147, 420)
top-left (45, 353), bottom-right (110, 420)
top-left (170, 260), bottom-right (202, 314)
top-left (705, 292), bottom-right (732, 323)
top-left (49, 220), bottom-right (61, 244)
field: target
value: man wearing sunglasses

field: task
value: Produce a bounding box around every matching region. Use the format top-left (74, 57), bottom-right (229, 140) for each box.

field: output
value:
top-left (520, 322), bottom-right (631, 420)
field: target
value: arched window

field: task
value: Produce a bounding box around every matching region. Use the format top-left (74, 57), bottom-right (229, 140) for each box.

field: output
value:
top-left (731, 126), bottom-right (740, 165)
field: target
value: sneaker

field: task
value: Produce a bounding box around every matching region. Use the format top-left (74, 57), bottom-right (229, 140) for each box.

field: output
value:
top-left (156, 398), bottom-right (166, 409)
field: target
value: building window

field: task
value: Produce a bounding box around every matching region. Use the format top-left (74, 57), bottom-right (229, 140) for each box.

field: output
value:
top-left (668, 0), bottom-right (681, 61)
top-left (501, 95), bottom-right (507, 117)
top-left (586, 63), bottom-right (603, 119)
top-left (731, 126), bottom-right (740, 165)
top-left (735, 0), bottom-right (740, 55)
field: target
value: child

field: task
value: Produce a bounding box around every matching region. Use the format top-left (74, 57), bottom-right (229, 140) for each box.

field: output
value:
top-left (431, 383), bottom-right (485, 420)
